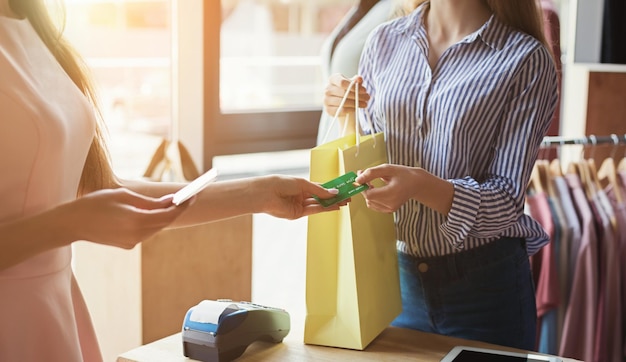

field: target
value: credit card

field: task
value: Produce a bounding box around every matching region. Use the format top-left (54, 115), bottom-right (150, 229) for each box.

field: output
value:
top-left (172, 168), bottom-right (218, 206)
top-left (313, 171), bottom-right (369, 207)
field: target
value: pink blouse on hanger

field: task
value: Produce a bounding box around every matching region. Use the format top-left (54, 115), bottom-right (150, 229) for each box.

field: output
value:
top-left (559, 173), bottom-right (599, 362)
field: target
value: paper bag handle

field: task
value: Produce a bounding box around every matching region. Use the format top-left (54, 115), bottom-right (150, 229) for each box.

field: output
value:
top-left (321, 77), bottom-right (377, 154)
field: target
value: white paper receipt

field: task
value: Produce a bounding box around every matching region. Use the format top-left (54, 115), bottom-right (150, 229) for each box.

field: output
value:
top-left (172, 168), bottom-right (218, 206)
top-left (189, 300), bottom-right (240, 324)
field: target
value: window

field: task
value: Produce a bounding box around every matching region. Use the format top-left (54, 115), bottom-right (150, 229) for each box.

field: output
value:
top-left (203, 0), bottom-right (353, 169)
top-left (65, 0), bottom-right (354, 175)
top-left (220, 0), bottom-right (350, 112)
top-left (64, 0), bottom-right (172, 179)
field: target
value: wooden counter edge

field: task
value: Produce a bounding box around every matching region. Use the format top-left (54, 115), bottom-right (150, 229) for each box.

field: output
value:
top-left (117, 326), bottom-right (581, 362)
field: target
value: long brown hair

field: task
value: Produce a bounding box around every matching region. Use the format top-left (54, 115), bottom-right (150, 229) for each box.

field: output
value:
top-left (9, 0), bottom-right (118, 195)
top-left (403, 0), bottom-right (549, 50)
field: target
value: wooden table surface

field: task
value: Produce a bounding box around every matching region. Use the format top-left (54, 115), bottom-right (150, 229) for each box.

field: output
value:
top-left (118, 323), bottom-right (580, 362)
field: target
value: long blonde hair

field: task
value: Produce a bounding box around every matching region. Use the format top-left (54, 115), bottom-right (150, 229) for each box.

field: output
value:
top-left (403, 0), bottom-right (549, 50)
top-left (9, 0), bottom-right (118, 195)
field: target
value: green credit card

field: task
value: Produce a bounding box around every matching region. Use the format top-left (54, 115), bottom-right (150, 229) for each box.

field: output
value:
top-left (314, 171), bottom-right (369, 207)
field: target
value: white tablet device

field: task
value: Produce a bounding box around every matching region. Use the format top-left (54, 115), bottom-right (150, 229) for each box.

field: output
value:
top-left (441, 346), bottom-right (563, 362)
top-left (172, 168), bottom-right (218, 206)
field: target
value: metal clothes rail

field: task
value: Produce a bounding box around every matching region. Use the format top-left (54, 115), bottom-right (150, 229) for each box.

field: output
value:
top-left (541, 134), bottom-right (626, 147)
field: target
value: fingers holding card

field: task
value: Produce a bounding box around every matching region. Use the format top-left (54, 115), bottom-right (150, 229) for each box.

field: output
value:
top-left (313, 171), bottom-right (368, 207)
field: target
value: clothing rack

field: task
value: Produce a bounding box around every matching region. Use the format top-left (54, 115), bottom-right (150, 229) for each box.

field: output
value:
top-left (541, 134), bottom-right (626, 147)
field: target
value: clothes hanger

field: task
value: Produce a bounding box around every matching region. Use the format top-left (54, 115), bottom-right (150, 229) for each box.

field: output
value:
top-left (535, 142), bottom-right (555, 197)
top-left (549, 138), bottom-right (564, 178)
top-left (538, 158), bottom-right (556, 198)
top-left (529, 160), bottom-right (545, 196)
top-left (597, 134), bottom-right (623, 204)
top-left (567, 137), bottom-right (594, 201)
top-left (617, 134), bottom-right (626, 172)
top-left (528, 140), bottom-right (548, 195)
top-left (582, 136), bottom-right (619, 233)
top-left (585, 135), bottom-right (602, 198)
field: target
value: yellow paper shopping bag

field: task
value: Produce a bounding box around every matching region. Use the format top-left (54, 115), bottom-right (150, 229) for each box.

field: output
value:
top-left (304, 130), bottom-right (401, 350)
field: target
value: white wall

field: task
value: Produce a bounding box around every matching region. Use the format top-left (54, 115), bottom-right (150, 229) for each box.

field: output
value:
top-left (569, 0), bottom-right (605, 64)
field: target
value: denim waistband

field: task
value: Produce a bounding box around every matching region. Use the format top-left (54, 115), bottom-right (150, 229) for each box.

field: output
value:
top-left (398, 237), bottom-right (526, 282)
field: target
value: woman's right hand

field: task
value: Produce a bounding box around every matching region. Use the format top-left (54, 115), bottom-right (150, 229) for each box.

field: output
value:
top-left (59, 188), bottom-right (190, 249)
top-left (323, 74), bottom-right (370, 117)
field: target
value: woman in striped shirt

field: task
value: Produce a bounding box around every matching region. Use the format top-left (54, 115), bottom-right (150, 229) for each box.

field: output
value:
top-left (324, 0), bottom-right (558, 351)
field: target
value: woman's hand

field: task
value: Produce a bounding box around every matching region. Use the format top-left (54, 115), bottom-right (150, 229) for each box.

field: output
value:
top-left (356, 164), bottom-right (454, 216)
top-left (323, 74), bottom-right (370, 117)
top-left (254, 175), bottom-right (344, 220)
top-left (58, 188), bottom-right (191, 249)
top-left (355, 164), bottom-right (421, 213)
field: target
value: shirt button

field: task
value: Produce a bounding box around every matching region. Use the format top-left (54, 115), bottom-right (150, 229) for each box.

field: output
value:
top-left (418, 263), bottom-right (429, 273)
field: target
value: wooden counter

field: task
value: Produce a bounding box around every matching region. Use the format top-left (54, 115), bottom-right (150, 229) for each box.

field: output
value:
top-left (118, 324), bottom-right (580, 362)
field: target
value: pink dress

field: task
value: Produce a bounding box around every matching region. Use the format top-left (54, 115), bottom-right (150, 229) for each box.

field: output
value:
top-left (0, 16), bottom-right (103, 361)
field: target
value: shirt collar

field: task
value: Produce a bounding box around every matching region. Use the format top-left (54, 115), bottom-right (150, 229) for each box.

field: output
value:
top-left (471, 14), bottom-right (507, 51)
top-left (396, 2), bottom-right (507, 51)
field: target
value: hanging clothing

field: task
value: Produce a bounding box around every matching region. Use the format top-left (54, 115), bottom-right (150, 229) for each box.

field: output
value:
top-left (589, 188), bottom-right (615, 362)
top-left (526, 190), bottom-right (559, 354)
top-left (619, 172), bottom-right (626, 359)
top-left (529, 157), bottom-right (626, 361)
top-left (600, 180), bottom-right (624, 362)
top-left (558, 173), bottom-right (599, 362)
top-left (552, 175), bottom-right (580, 343)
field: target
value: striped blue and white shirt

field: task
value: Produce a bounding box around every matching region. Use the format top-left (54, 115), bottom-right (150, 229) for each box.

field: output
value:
top-left (358, 5), bottom-right (558, 257)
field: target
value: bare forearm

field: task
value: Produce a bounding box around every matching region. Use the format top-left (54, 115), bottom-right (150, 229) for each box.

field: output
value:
top-left (180, 177), bottom-right (265, 224)
top-left (122, 177), bottom-right (266, 228)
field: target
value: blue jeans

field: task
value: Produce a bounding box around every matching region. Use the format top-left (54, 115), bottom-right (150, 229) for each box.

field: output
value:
top-left (392, 238), bottom-right (537, 350)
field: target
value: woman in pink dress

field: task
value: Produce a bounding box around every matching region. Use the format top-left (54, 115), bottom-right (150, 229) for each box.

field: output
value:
top-left (0, 1), bottom-right (341, 361)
